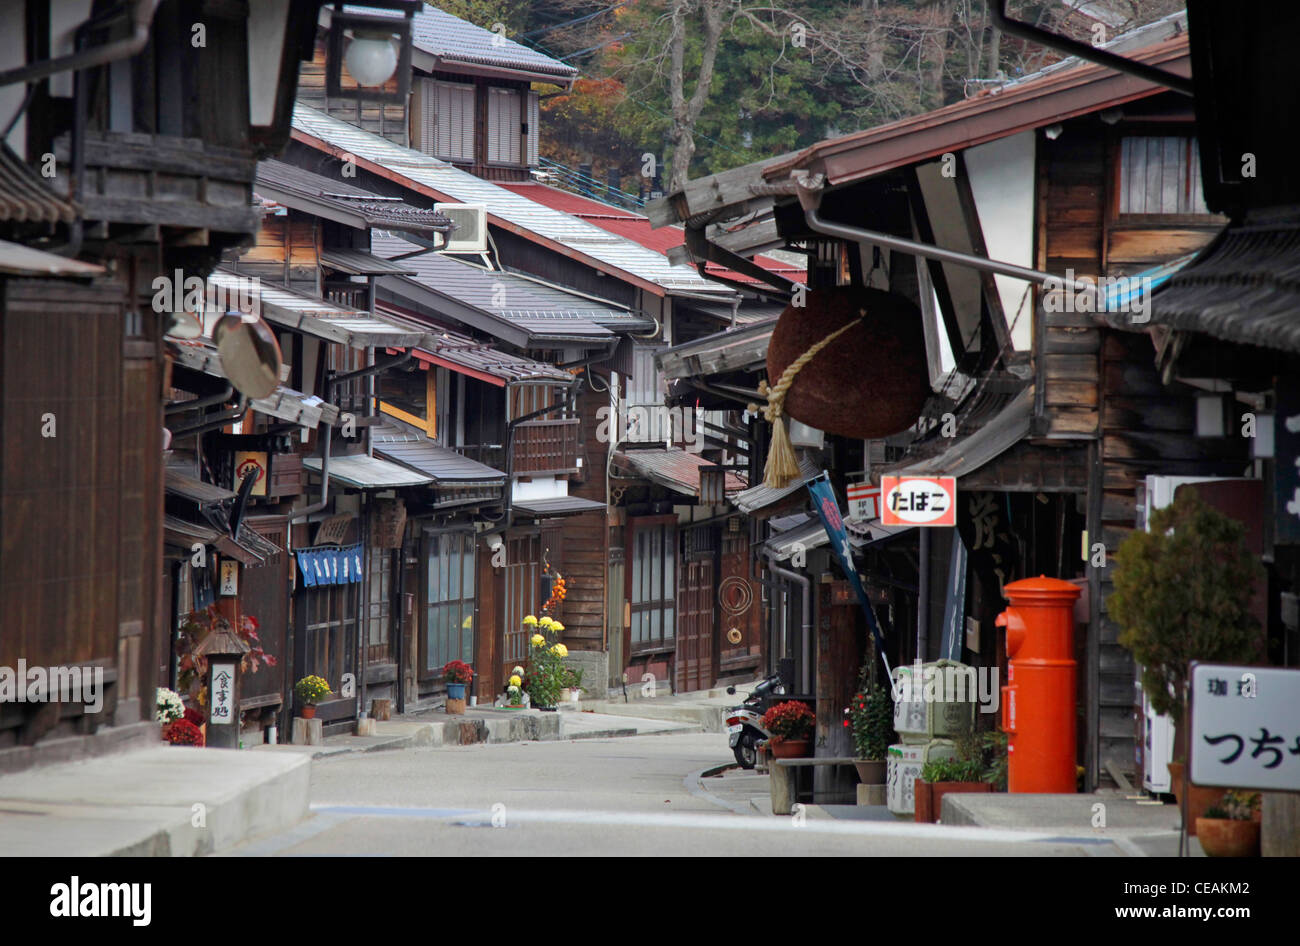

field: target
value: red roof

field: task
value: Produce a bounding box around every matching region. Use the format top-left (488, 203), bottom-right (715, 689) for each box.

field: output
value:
top-left (499, 182), bottom-right (803, 287)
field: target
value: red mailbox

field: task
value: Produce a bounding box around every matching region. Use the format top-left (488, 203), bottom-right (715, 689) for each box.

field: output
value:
top-left (996, 576), bottom-right (1081, 793)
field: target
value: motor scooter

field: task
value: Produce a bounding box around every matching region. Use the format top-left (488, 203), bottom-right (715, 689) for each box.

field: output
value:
top-left (723, 672), bottom-right (786, 769)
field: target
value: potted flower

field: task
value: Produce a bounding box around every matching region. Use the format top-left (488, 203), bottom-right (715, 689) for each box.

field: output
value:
top-left (563, 665), bottom-right (585, 703)
top-left (524, 632), bottom-right (566, 710)
top-left (843, 683), bottom-right (896, 785)
top-left (1109, 488), bottom-right (1263, 834)
top-left (1197, 791), bottom-right (1262, 857)
top-left (504, 667), bottom-right (526, 709)
top-left (914, 756), bottom-right (989, 823)
top-left (294, 675), bottom-right (331, 719)
top-left (443, 660), bottom-right (473, 715)
top-left (162, 718), bottom-right (204, 747)
top-left (762, 700), bottom-right (815, 758)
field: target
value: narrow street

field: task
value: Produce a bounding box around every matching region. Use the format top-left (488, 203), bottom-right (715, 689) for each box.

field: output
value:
top-left (225, 733), bottom-right (1111, 857)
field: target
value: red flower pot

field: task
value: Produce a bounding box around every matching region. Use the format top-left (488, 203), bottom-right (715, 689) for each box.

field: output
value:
top-left (916, 780), bottom-right (990, 823)
top-left (769, 738), bottom-right (811, 759)
top-left (300, 705), bottom-right (317, 719)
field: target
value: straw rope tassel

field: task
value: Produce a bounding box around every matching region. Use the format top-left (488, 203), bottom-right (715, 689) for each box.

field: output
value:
top-left (750, 314), bottom-right (862, 489)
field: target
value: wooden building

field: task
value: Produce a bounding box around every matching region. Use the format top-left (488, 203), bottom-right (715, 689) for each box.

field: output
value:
top-left (0, 0), bottom-right (326, 771)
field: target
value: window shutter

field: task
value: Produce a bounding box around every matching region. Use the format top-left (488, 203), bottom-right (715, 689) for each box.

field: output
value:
top-left (416, 78), bottom-right (437, 155)
top-left (487, 88), bottom-right (522, 164)
top-left (526, 91), bottom-right (539, 166)
top-left (487, 88), bottom-right (503, 162)
top-left (453, 84), bottom-right (474, 162)
top-left (436, 82), bottom-right (452, 159)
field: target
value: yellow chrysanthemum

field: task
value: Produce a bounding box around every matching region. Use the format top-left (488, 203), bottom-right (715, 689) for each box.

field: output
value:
top-left (551, 643), bottom-right (568, 658)
top-left (523, 615), bottom-right (538, 626)
top-left (509, 674), bottom-right (522, 687)
top-left (538, 616), bottom-right (555, 628)
top-left (530, 633), bottom-right (545, 646)
top-left (552, 622), bottom-right (565, 632)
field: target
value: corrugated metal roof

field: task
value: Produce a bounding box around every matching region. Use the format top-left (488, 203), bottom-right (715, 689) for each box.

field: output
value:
top-left (407, 329), bottom-right (573, 383)
top-left (303, 454), bottom-right (433, 489)
top-left (513, 496), bottom-right (608, 517)
top-left (292, 103), bottom-right (732, 297)
top-left (165, 469), bottom-right (236, 504)
top-left (321, 248), bottom-right (419, 276)
top-left (340, 4), bottom-right (577, 79)
top-left (731, 453), bottom-right (821, 514)
top-left (372, 421), bottom-right (506, 484)
top-left (498, 182), bottom-right (805, 286)
top-left (614, 449), bottom-right (746, 497)
top-left (210, 269), bottom-right (428, 349)
top-left (884, 386), bottom-right (1033, 479)
top-left (256, 159), bottom-right (453, 235)
top-left (371, 231), bottom-right (618, 345)
top-left (0, 239), bottom-right (103, 277)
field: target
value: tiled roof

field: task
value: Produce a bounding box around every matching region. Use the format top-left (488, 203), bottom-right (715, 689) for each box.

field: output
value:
top-left (731, 453), bottom-right (821, 514)
top-left (291, 104), bottom-right (732, 297)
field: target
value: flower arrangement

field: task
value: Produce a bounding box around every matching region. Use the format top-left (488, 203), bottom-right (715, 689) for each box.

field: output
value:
top-left (156, 687), bottom-right (185, 724)
top-left (442, 660), bottom-right (474, 685)
top-left (163, 718), bottom-right (204, 747)
top-left (295, 675), bottom-right (332, 705)
top-left (762, 700), bottom-right (815, 743)
top-left (842, 684), bottom-right (896, 761)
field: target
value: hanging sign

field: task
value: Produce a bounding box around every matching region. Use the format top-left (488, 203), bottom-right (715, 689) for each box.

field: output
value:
top-left (218, 559), bottom-right (239, 596)
top-left (1189, 663), bottom-right (1300, 791)
top-left (880, 475), bottom-right (957, 527)
top-left (314, 513), bottom-right (354, 546)
top-left (846, 482), bottom-right (880, 521)
top-left (233, 451), bottom-right (268, 497)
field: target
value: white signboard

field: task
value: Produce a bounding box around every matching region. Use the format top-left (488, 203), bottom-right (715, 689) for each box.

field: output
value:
top-left (209, 662), bottom-right (236, 726)
top-left (1189, 662), bottom-right (1300, 790)
top-left (880, 476), bottom-right (957, 527)
top-left (218, 559), bottom-right (239, 597)
top-left (846, 482), bottom-right (880, 521)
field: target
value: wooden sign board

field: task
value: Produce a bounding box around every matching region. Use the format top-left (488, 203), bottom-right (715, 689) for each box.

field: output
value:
top-left (880, 476), bottom-right (957, 527)
top-left (846, 482), bottom-right (880, 521)
top-left (218, 559), bottom-right (239, 596)
top-left (233, 450), bottom-right (268, 497)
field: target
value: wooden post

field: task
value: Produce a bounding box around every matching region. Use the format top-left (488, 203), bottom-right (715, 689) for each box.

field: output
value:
top-left (1263, 792), bottom-right (1300, 857)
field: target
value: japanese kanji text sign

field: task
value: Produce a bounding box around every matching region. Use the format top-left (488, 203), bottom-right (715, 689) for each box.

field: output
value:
top-left (846, 482), bottom-right (880, 521)
top-left (880, 476), bottom-right (957, 527)
top-left (1189, 662), bottom-right (1300, 790)
top-left (209, 662), bottom-right (236, 726)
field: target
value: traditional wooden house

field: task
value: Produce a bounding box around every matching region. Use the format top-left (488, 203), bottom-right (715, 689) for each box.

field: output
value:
top-left (650, 10), bottom-right (1242, 786)
top-left (0, 0), bottom-right (332, 771)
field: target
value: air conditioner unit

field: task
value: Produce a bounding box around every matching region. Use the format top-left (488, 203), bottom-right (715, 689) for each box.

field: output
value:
top-left (434, 203), bottom-right (488, 253)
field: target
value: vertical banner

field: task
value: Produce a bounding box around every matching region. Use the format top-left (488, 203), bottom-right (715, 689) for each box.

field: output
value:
top-left (807, 472), bottom-right (892, 679)
top-left (939, 534), bottom-right (968, 661)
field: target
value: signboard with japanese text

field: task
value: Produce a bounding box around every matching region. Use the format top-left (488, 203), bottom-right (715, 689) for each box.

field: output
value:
top-left (209, 662), bottom-right (236, 726)
top-left (846, 482), bottom-right (880, 521)
top-left (233, 450), bottom-right (268, 497)
top-left (880, 476), bottom-right (957, 527)
top-left (218, 559), bottom-right (239, 596)
top-left (1189, 662), bottom-right (1300, 790)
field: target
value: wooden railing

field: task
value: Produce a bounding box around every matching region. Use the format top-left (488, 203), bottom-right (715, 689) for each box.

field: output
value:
top-left (512, 418), bottom-right (580, 475)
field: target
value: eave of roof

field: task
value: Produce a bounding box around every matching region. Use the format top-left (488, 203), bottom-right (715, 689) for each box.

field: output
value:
top-left (768, 33), bottom-right (1191, 189)
top-left (255, 159), bottom-right (453, 235)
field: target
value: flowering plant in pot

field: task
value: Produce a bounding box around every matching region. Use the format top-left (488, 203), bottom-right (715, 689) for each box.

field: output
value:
top-left (762, 700), bottom-right (815, 758)
top-left (294, 675), bottom-right (331, 718)
top-left (1197, 791), bottom-right (1262, 857)
top-left (523, 627), bottom-right (567, 710)
top-left (562, 665), bottom-right (585, 702)
top-left (442, 660), bottom-right (474, 715)
top-left (156, 687), bottom-right (185, 726)
top-left (1109, 488), bottom-right (1263, 832)
top-left (843, 680), bottom-right (896, 784)
top-left (162, 718), bottom-right (204, 747)
top-left (914, 756), bottom-right (989, 824)
top-left (504, 667), bottom-right (526, 708)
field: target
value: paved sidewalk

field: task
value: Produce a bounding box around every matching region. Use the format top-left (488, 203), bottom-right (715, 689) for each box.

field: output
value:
top-left (577, 686), bottom-right (740, 731)
top-left (0, 745), bottom-right (310, 857)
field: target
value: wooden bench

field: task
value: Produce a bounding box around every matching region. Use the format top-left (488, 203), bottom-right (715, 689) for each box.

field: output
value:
top-left (769, 757), bottom-right (861, 815)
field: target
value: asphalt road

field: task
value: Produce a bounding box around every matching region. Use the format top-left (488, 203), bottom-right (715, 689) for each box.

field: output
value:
top-left (222, 732), bottom-right (1107, 856)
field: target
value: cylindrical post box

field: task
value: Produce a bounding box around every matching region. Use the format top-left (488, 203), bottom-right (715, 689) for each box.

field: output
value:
top-left (996, 576), bottom-right (1080, 793)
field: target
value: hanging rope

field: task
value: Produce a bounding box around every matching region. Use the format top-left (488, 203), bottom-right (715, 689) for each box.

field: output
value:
top-left (749, 309), bottom-right (865, 488)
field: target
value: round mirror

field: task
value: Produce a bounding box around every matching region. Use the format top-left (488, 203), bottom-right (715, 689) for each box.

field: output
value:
top-left (214, 313), bottom-right (281, 400)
